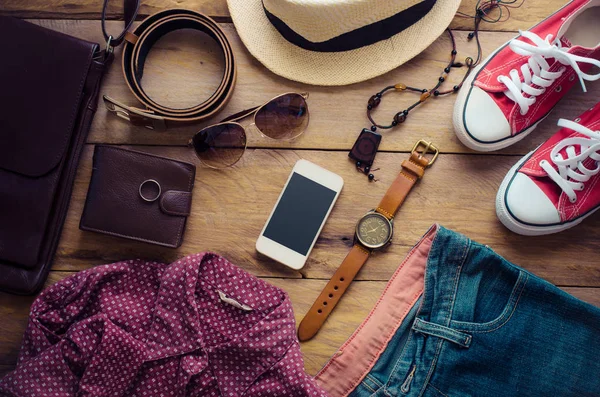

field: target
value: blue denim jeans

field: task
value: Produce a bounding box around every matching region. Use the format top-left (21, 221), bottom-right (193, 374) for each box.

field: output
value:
top-left (315, 225), bottom-right (600, 397)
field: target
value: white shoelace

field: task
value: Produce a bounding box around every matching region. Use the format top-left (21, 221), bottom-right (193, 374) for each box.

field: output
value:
top-left (498, 30), bottom-right (600, 115)
top-left (539, 119), bottom-right (600, 203)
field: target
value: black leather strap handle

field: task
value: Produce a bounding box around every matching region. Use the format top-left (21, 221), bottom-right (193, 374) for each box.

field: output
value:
top-left (101, 0), bottom-right (141, 47)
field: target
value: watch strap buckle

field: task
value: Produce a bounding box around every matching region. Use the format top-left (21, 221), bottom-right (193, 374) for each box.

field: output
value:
top-left (411, 139), bottom-right (439, 167)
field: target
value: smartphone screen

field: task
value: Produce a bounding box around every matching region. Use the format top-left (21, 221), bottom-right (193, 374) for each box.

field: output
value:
top-left (263, 173), bottom-right (337, 255)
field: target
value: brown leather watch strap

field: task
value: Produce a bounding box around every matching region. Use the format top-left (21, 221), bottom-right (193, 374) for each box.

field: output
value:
top-left (298, 244), bottom-right (370, 341)
top-left (376, 151), bottom-right (430, 219)
top-left (298, 140), bottom-right (438, 341)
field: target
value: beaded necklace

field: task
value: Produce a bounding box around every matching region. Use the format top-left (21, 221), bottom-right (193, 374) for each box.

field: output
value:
top-left (349, 0), bottom-right (523, 180)
top-left (349, 29), bottom-right (476, 181)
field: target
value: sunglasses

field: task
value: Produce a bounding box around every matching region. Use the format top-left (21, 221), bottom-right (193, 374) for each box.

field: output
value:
top-left (188, 92), bottom-right (309, 168)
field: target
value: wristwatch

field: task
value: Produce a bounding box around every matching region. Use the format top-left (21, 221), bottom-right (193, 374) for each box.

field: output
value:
top-left (298, 140), bottom-right (439, 341)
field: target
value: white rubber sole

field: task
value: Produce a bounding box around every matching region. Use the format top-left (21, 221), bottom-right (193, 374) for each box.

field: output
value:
top-left (496, 153), bottom-right (598, 236)
top-left (452, 45), bottom-right (546, 153)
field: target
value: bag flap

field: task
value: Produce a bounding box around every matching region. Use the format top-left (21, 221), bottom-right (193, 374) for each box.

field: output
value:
top-left (0, 17), bottom-right (97, 177)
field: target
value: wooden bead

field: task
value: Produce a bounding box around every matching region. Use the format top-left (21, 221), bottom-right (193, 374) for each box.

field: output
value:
top-left (393, 112), bottom-right (407, 124)
top-left (368, 95), bottom-right (381, 108)
top-left (420, 92), bottom-right (431, 102)
top-left (394, 83), bottom-right (407, 90)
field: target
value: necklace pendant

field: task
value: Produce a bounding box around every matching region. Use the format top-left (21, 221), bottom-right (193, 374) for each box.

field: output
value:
top-left (348, 128), bottom-right (382, 167)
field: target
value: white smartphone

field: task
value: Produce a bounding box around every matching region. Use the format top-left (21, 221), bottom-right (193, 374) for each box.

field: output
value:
top-left (256, 159), bottom-right (344, 270)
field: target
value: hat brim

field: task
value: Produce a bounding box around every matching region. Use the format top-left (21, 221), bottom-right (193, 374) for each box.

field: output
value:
top-left (227, 0), bottom-right (462, 86)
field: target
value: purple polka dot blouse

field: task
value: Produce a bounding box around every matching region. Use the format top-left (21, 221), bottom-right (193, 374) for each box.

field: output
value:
top-left (0, 253), bottom-right (329, 397)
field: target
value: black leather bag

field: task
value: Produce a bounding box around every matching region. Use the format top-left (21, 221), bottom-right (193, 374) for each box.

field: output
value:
top-left (0, 1), bottom-right (138, 294)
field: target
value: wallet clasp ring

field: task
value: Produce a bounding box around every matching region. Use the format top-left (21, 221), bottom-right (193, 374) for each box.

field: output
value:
top-left (139, 179), bottom-right (161, 202)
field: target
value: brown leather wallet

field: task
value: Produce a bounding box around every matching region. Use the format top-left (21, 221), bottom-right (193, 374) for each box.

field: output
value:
top-left (80, 146), bottom-right (196, 248)
top-left (298, 141), bottom-right (438, 341)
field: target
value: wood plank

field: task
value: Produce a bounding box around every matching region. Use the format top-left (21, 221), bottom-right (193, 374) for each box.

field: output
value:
top-left (1, 273), bottom-right (598, 375)
top-left (453, 0), bottom-right (569, 31)
top-left (564, 287), bottom-right (600, 307)
top-left (50, 145), bottom-right (600, 287)
top-left (1, 0), bottom-right (569, 33)
top-left (0, 0), bottom-right (231, 21)
top-left (18, 20), bottom-right (599, 156)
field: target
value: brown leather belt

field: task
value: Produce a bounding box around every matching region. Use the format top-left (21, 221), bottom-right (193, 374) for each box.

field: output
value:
top-left (103, 9), bottom-right (237, 131)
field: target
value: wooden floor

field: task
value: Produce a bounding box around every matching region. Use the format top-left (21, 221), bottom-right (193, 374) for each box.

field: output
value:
top-left (2, 0), bottom-right (600, 379)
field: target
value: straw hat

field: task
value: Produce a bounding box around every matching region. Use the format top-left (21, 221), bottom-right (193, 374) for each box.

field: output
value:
top-left (227, 0), bottom-right (462, 86)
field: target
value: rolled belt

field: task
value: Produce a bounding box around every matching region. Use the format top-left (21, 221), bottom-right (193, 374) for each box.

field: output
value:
top-left (103, 9), bottom-right (236, 131)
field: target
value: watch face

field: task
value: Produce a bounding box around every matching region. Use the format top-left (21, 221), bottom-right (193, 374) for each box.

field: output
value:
top-left (356, 212), bottom-right (392, 249)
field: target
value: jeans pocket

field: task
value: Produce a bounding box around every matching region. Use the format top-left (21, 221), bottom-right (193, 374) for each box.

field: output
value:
top-left (449, 270), bottom-right (528, 333)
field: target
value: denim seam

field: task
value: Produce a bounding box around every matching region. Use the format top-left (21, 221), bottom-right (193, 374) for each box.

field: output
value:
top-left (445, 237), bottom-right (471, 324)
top-left (428, 383), bottom-right (450, 397)
top-left (452, 272), bottom-right (529, 333)
top-left (385, 326), bottom-right (418, 395)
top-left (362, 383), bottom-right (377, 394)
top-left (366, 374), bottom-right (384, 389)
top-left (418, 338), bottom-right (445, 397)
top-left (362, 375), bottom-right (380, 394)
top-left (417, 236), bottom-right (470, 397)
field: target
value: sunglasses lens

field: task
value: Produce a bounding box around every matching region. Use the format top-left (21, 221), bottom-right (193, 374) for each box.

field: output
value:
top-left (255, 93), bottom-right (309, 140)
top-left (192, 123), bottom-right (246, 168)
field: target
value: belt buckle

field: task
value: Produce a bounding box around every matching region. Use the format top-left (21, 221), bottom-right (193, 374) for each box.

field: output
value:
top-left (103, 95), bottom-right (167, 131)
top-left (411, 140), bottom-right (439, 167)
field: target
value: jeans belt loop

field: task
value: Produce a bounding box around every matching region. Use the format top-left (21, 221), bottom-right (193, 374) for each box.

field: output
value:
top-left (412, 318), bottom-right (472, 348)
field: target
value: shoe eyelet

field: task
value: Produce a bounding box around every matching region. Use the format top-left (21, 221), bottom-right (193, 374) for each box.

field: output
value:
top-left (569, 75), bottom-right (576, 82)
top-left (539, 160), bottom-right (548, 166)
top-left (570, 197), bottom-right (577, 203)
top-left (575, 118), bottom-right (582, 123)
top-left (555, 85), bottom-right (563, 93)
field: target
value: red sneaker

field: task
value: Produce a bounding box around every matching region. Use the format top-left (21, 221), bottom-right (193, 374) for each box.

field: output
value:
top-left (497, 104), bottom-right (600, 235)
top-left (453, 0), bottom-right (600, 152)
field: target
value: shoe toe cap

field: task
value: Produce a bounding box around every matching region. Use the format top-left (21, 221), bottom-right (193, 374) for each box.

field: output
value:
top-left (464, 87), bottom-right (511, 143)
top-left (505, 173), bottom-right (561, 225)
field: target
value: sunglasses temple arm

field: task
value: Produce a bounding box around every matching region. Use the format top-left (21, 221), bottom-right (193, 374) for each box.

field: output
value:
top-left (219, 105), bottom-right (261, 123)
